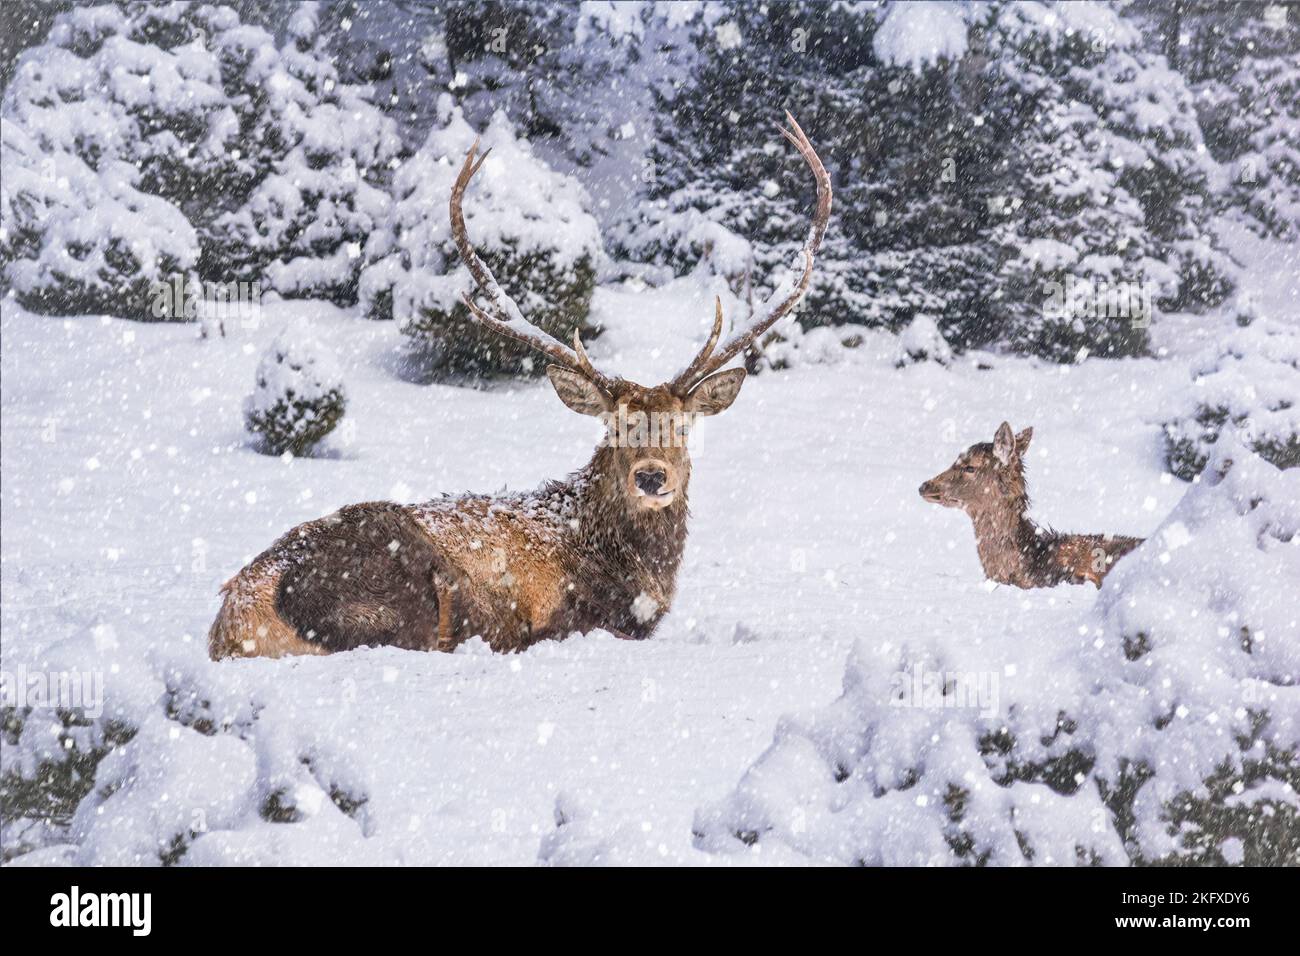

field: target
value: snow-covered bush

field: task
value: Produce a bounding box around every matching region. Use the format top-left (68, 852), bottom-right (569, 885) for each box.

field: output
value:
top-left (244, 322), bottom-right (347, 457)
top-left (361, 100), bottom-right (601, 377)
top-left (0, 2), bottom-right (226, 316)
top-left (718, 305), bottom-right (953, 375)
top-left (694, 439), bottom-right (1299, 865)
top-left (894, 314), bottom-right (953, 368)
top-left (1162, 305), bottom-right (1300, 480)
top-left (0, 2), bottom-right (398, 317)
top-left (0, 117), bottom-right (200, 318)
top-left (0, 618), bottom-right (379, 865)
top-left (0, 618), bottom-right (160, 862)
top-left (204, 2), bottom-right (400, 305)
top-left (0, 703), bottom-right (136, 862)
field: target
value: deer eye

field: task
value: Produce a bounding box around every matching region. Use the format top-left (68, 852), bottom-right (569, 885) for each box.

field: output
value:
top-left (962, 466), bottom-right (976, 474)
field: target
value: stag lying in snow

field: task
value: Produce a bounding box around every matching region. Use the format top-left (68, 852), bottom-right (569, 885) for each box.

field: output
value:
top-left (208, 113), bottom-right (831, 659)
top-left (919, 422), bottom-right (1143, 588)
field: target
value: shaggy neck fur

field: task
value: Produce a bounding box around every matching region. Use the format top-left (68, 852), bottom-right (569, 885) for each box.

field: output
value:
top-left (560, 445), bottom-right (691, 629)
top-left (966, 463), bottom-right (1061, 588)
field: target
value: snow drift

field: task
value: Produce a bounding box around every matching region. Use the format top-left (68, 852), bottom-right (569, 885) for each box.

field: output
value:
top-left (693, 437), bottom-right (1300, 865)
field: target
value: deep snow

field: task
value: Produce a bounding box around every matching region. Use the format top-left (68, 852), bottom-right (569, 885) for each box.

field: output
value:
top-left (2, 242), bottom-right (1294, 863)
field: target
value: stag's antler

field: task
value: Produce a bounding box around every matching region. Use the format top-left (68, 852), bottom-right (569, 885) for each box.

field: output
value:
top-left (670, 111), bottom-right (832, 395)
top-left (449, 138), bottom-right (618, 393)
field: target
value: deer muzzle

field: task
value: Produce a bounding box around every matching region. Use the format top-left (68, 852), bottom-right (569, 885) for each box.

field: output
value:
top-left (629, 458), bottom-right (677, 509)
top-left (919, 479), bottom-right (947, 505)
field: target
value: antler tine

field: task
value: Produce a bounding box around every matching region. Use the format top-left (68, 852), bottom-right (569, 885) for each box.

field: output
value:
top-left (572, 328), bottom-right (601, 379)
top-left (670, 297), bottom-right (725, 395)
top-left (672, 111), bottom-right (832, 393)
top-left (449, 140), bottom-right (616, 390)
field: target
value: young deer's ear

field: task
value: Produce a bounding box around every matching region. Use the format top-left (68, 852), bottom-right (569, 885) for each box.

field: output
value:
top-left (1015, 426), bottom-right (1033, 458)
top-left (547, 366), bottom-right (609, 417)
top-left (685, 368), bottom-right (746, 417)
top-left (993, 421), bottom-right (1016, 465)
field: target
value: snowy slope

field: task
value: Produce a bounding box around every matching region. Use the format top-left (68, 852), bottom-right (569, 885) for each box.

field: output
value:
top-left (0, 277), bottom-right (1231, 865)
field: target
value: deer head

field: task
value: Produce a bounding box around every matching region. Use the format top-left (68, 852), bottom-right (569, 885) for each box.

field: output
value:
top-left (449, 112), bottom-right (832, 516)
top-left (919, 421), bottom-right (1034, 515)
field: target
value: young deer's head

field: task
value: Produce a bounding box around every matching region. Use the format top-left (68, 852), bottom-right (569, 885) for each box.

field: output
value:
top-left (449, 113), bottom-right (831, 517)
top-left (919, 421), bottom-right (1033, 516)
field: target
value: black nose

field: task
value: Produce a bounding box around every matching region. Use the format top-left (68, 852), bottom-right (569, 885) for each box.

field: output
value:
top-left (635, 469), bottom-right (667, 495)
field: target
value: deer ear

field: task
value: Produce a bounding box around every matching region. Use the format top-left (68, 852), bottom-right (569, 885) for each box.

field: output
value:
top-left (1015, 427), bottom-right (1033, 458)
top-left (685, 368), bottom-right (746, 417)
top-left (993, 421), bottom-right (1016, 465)
top-left (547, 366), bottom-right (608, 417)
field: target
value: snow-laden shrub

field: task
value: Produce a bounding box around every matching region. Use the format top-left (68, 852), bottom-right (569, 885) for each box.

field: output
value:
top-left (611, 181), bottom-right (755, 290)
top-left (757, 313), bottom-right (954, 373)
top-left (0, 118), bottom-right (200, 317)
top-left (360, 98), bottom-right (600, 377)
top-left (761, 324), bottom-right (871, 369)
top-left (244, 322), bottom-right (347, 457)
top-left (0, 2), bottom-right (221, 316)
top-left (0, 620), bottom-right (158, 862)
top-left (694, 439), bottom-right (1299, 865)
top-left (0, 619), bottom-right (381, 865)
top-left (894, 314), bottom-right (953, 368)
top-left (0, 704), bottom-right (136, 862)
top-left (203, 2), bottom-right (400, 305)
top-left (0, 2), bottom-right (398, 316)
top-left (1162, 301), bottom-right (1300, 480)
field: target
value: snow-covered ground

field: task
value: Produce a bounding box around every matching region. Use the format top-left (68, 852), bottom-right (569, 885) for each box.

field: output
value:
top-left (2, 245), bottom-right (1294, 864)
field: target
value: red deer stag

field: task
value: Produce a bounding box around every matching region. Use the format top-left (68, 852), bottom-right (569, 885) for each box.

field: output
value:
top-left (208, 113), bottom-right (831, 659)
top-left (919, 422), bottom-right (1143, 588)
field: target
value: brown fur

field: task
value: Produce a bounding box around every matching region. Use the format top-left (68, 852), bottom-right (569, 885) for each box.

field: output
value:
top-left (273, 503), bottom-right (444, 653)
top-left (209, 376), bottom-right (734, 659)
top-left (919, 422), bottom-right (1143, 589)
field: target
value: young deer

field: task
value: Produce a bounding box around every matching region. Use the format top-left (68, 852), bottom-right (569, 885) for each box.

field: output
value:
top-left (919, 422), bottom-right (1142, 588)
top-left (208, 113), bottom-right (831, 659)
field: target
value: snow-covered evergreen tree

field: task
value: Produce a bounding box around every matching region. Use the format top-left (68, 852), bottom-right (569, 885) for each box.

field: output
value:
top-left (987, 3), bottom-right (1163, 359)
top-left (617, 1), bottom-right (1236, 362)
top-left (425, 1), bottom-right (644, 168)
top-left (361, 98), bottom-right (601, 377)
top-left (614, 2), bottom-right (896, 338)
top-left (1, 1), bottom-right (398, 317)
top-left (0, 2), bottom-right (230, 317)
top-left (204, 1), bottom-right (400, 305)
top-left (1169, 2), bottom-right (1300, 239)
top-left (1216, 51), bottom-right (1300, 238)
